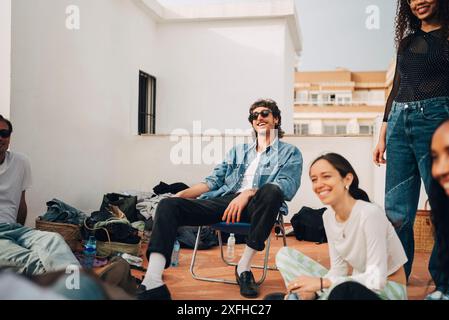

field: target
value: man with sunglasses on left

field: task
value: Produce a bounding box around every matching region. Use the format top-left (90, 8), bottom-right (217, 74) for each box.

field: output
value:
top-left (0, 115), bottom-right (80, 275)
top-left (139, 99), bottom-right (303, 300)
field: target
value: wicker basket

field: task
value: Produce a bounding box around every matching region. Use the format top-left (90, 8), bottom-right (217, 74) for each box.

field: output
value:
top-left (96, 240), bottom-right (141, 257)
top-left (413, 201), bottom-right (434, 253)
top-left (35, 217), bottom-right (81, 251)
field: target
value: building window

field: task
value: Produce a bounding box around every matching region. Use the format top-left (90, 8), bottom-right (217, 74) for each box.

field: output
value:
top-left (322, 93), bottom-right (336, 105)
top-left (138, 71), bottom-right (156, 135)
top-left (300, 124), bottom-right (309, 135)
top-left (359, 124), bottom-right (373, 135)
top-left (323, 124), bottom-right (347, 135)
top-left (336, 93), bottom-right (352, 106)
top-left (323, 125), bottom-right (335, 135)
top-left (336, 97), bottom-right (345, 105)
top-left (294, 124), bottom-right (300, 135)
top-left (294, 123), bottom-right (309, 135)
top-left (297, 92), bottom-right (308, 103)
top-left (311, 93), bottom-right (319, 105)
top-left (336, 125), bottom-right (347, 135)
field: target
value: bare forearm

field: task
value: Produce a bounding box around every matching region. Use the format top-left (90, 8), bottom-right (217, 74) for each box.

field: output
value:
top-left (176, 183), bottom-right (210, 199)
top-left (17, 191), bottom-right (28, 225)
top-left (17, 203), bottom-right (27, 225)
top-left (241, 188), bottom-right (257, 199)
top-left (378, 122), bottom-right (387, 141)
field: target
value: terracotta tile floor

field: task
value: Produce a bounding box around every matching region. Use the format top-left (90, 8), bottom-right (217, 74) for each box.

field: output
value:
top-left (132, 233), bottom-right (434, 300)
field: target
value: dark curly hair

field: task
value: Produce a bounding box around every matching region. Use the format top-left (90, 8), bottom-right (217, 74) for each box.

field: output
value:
top-left (429, 119), bottom-right (449, 293)
top-left (395, 0), bottom-right (449, 48)
top-left (429, 180), bottom-right (449, 292)
top-left (0, 114), bottom-right (13, 133)
top-left (248, 99), bottom-right (285, 138)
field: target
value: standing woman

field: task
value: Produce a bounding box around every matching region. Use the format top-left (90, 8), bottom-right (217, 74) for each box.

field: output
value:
top-left (373, 0), bottom-right (449, 288)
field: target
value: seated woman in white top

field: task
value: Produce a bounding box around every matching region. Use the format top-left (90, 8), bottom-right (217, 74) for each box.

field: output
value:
top-left (275, 153), bottom-right (408, 300)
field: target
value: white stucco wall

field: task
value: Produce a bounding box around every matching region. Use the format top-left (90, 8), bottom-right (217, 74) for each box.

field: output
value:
top-left (115, 132), bottom-right (428, 222)
top-left (11, 0), bottom-right (159, 225)
top-left (10, 0), bottom-right (300, 225)
top-left (0, 0), bottom-right (11, 117)
top-left (155, 19), bottom-right (294, 134)
top-left (282, 23), bottom-right (295, 134)
top-left (80, 134), bottom-right (377, 223)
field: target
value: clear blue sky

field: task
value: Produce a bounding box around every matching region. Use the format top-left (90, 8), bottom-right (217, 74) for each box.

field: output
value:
top-left (160, 0), bottom-right (398, 71)
top-left (295, 0), bottom-right (397, 71)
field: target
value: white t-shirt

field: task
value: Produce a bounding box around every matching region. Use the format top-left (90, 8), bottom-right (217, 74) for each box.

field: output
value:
top-left (322, 200), bottom-right (407, 292)
top-left (237, 152), bottom-right (262, 193)
top-left (0, 151), bottom-right (32, 224)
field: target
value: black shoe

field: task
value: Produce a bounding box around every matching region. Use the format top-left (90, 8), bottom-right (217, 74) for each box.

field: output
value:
top-left (137, 284), bottom-right (172, 300)
top-left (235, 266), bottom-right (259, 298)
top-left (263, 292), bottom-right (286, 300)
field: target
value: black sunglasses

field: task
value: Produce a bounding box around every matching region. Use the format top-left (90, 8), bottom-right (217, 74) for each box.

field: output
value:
top-left (0, 129), bottom-right (11, 138)
top-left (249, 109), bottom-right (272, 122)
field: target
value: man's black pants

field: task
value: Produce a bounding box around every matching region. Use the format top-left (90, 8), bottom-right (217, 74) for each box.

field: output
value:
top-left (147, 184), bottom-right (284, 268)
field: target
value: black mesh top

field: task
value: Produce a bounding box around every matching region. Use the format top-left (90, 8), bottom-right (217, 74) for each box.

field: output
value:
top-left (383, 28), bottom-right (449, 122)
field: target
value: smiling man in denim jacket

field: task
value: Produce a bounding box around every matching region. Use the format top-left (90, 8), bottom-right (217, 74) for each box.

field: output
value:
top-left (139, 99), bottom-right (303, 300)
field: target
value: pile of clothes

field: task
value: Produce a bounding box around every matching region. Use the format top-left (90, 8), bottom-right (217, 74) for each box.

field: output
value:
top-left (42, 181), bottom-right (223, 253)
top-left (40, 199), bottom-right (87, 225)
top-left (123, 182), bottom-right (220, 250)
top-left (123, 181), bottom-right (190, 221)
top-left (82, 210), bottom-right (141, 245)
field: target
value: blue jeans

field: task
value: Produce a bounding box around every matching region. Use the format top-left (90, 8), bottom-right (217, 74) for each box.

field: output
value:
top-left (0, 223), bottom-right (80, 275)
top-left (385, 96), bottom-right (449, 285)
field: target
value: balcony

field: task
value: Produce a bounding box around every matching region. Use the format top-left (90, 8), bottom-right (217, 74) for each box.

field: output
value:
top-left (294, 99), bottom-right (386, 107)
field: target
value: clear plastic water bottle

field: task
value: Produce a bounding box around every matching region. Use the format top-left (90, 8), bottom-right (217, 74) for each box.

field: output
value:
top-left (227, 233), bottom-right (235, 260)
top-left (83, 236), bottom-right (96, 269)
top-left (171, 240), bottom-right (180, 267)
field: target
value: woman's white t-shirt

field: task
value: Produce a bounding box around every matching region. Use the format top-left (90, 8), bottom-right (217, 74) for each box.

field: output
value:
top-left (322, 200), bottom-right (407, 291)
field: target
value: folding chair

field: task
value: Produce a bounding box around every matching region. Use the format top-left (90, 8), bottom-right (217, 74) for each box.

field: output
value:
top-left (189, 212), bottom-right (287, 285)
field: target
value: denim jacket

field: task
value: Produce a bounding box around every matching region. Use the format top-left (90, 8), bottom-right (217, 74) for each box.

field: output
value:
top-left (200, 139), bottom-right (303, 214)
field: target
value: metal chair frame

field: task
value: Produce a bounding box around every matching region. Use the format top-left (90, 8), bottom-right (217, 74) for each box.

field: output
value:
top-left (189, 213), bottom-right (287, 285)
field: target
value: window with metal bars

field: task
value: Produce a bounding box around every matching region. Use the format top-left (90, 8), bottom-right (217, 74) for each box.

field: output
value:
top-left (138, 71), bottom-right (156, 135)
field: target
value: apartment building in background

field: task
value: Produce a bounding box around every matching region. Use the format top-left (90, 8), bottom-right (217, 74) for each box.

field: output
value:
top-left (293, 65), bottom-right (396, 136)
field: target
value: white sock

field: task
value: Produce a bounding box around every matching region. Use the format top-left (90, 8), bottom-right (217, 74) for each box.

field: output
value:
top-left (237, 246), bottom-right (256, 276)
top-left (141, 252), bottom-right (166, 290)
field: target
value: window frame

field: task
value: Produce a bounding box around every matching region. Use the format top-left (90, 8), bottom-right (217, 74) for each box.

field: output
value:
top-left (138, 71), bottom-right (156, 135)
